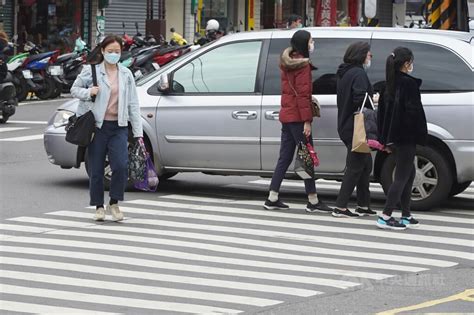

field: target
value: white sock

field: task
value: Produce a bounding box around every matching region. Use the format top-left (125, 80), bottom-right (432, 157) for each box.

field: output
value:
top-left (382, 214), bottom-right (391, 220)
top-left (308, 194), bottom-right (319, 205)
top-left (358, 206), bottom-right (368, 210)
top-left (268, 191), bottom-right (279, 202)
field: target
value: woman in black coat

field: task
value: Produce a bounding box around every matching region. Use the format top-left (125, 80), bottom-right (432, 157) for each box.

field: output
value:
top-left (377, 47), bottom-right (427, 230)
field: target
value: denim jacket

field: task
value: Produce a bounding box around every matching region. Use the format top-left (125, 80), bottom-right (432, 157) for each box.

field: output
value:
top-left (70, 63), bottom-right (143, 137)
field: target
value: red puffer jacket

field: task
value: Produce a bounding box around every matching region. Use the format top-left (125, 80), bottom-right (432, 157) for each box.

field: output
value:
top-left (279, 47), bottom-right (313, 123)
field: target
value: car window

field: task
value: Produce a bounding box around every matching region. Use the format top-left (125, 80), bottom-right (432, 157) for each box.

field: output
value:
top-left (172, 41), bottom-right (262, 93)
top-left (264, 38), bottom-right (366, 95)
top-left (369, 40), bottom-right (473, 92)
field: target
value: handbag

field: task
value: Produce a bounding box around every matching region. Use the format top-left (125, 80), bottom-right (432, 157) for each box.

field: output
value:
top-left (286, 73), bottom-right (321, 118)
top-left (65, 64), bottom-right (97, 147)
top-left (132, 139), bottom-right (159, 192)
top-left (128, 139), bottom-right (147, 182)
top-left (352, 92), bottom-right (375, 153)
top-left (294, 140), bottom-right (314, 180)
top-left (305, 136), bottom-right (320, 168)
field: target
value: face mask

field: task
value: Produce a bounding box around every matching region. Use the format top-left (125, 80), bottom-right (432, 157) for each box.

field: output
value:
top-left (297, 23), bottom-right (303, 28)
top-left (104, 52), bottom-right (121, 65)
top-left (363, 59), bottom-right (371, 71)
top-left (407, 63), bottom-right (414, 74)
top-left (309, 42), bottom-right (314, 54)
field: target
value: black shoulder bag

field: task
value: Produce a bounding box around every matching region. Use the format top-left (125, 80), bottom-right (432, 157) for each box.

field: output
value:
top-left (65, 64), bottom-right (97, 147)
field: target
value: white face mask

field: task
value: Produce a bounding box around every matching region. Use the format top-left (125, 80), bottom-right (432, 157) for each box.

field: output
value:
top-left (363, 59), bottom-right (371, 71)
top-left (309, 42), bottom-right (314, 54)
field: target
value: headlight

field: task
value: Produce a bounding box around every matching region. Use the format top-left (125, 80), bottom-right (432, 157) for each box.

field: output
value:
top-left (53, 110), bottom-right (75, 128)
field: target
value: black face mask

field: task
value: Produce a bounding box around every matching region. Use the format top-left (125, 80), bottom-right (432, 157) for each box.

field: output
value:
top-left (291, 30), bottom-right (311, 58)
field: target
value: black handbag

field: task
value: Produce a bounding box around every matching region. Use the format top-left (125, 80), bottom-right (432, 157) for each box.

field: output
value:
top-left (294, 141), bottom-right (314, 180)
top-left (65, 64), bottom-right (97, 147)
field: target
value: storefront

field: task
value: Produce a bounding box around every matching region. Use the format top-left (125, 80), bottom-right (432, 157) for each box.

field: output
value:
top-left (259, 0), bottom-right (362, 29)
top-left (16, 0), bottom-right (92, 52)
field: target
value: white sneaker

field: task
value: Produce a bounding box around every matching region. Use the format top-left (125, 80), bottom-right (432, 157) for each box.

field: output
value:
top-left (93, 207), bottom-right (106, 221)
top-left (108, 204), bottom-right (124, 221)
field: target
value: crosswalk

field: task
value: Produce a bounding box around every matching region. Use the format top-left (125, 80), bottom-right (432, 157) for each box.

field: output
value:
top-left (244, 178), bottom-right (474, 200)
top-left (0, 193), bottom-right (473, 314)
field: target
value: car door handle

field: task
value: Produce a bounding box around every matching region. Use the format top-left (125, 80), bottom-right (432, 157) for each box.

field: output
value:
top-left (232, 111), bottom-right (257, 120)
top-left (265, 111), bottom-right (280, 120)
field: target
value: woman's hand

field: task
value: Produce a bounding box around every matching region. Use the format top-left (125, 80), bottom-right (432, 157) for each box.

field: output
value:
top-left (303, 121), bottom-right (311, 137)
top-left (90, 86), bottom-right (99, 97)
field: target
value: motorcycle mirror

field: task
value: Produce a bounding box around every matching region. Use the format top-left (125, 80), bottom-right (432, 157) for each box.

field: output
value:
top-left (158, 73), bottom-right (170, 93)
top-left (13, 34), bottom-right (18, 41)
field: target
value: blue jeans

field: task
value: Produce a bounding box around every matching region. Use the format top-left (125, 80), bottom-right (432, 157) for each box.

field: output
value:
top-left (270, 122), bottom-right (316, 195)
top-left (88, 121), bottom-right (128, 206)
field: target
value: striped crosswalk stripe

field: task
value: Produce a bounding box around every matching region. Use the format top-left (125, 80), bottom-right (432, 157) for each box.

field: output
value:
top-left (0, 194), bottom-right (472, 314)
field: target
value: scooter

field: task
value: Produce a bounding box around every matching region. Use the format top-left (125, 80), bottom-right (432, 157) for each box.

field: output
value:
top-left (7, 50), bottom-right (30, 101)
top-left (0, 72), bottom-right (18, 123)
top-left (20, 42), bottom-right (61, 100)
top-left (51, 37), bottom-right (89, 95)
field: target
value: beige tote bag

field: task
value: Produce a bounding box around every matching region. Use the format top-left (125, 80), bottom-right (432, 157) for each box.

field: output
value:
top-left (351, 93), bottom-right (373, 153)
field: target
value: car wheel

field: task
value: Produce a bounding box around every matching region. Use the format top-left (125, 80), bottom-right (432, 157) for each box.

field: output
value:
top-left (35, 77), bottom-right (55, 100)
top-left (449, 181), bottom-right (472, 197)
top-left (380, 145), bottom-right (453, 211)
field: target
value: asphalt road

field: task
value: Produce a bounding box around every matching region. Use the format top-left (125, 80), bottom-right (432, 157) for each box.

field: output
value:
top-left (0, 99), bottom-right (472, 314)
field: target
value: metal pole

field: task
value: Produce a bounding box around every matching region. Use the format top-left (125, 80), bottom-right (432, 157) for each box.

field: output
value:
top-left (13, 0), bottom-right (18, 54)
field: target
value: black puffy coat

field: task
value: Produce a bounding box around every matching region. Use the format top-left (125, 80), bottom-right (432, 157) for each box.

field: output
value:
top-left (377, 72), bottom-right (427, 146)
top-left (336, 63), bottom-right (374, 146)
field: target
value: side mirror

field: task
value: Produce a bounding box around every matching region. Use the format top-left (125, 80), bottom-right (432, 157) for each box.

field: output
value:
top-left (158, 73), bottom-right (170, 93)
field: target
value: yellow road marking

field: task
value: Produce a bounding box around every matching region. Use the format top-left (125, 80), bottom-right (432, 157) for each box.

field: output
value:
top-left (377, 289), bottom-right (474, 315)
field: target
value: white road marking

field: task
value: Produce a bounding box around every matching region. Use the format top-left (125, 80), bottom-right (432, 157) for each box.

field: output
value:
top-left (0, 300), bottom-right (119, 315)
top-left (0, 249), bottom-right (319, 297)
top-left (7, 120), bottom-right (48, 124)
top-left (159, 194), bottom-right (474, 235)
top-left (0, 127), bottom-right (29, 132)
top-left (0, 134), bottom-right (43, 142)
top-left (0, 284), bottom-right (242, 314)
top-left (0, 269), bottom-right (282, 307)
top-left (122, 201), bottom-right (474, 252)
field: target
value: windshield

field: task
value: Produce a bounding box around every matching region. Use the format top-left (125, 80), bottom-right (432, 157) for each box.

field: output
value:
top-left (136, 46), bottom-right (203, 86)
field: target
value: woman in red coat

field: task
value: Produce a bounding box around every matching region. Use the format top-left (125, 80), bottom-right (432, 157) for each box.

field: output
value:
top-left (264, 30), bottom-right (331, 213)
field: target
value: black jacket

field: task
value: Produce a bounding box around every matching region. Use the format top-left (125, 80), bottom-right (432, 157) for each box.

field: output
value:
top-left (377, 72), bottom-right (427, 146)
top-left (336, 63), bottom-right (374, 146)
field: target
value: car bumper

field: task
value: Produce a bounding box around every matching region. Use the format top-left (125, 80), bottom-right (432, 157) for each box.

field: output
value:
top-left (44, 125), bottom-right (80, 168)
top-left (445, 140), bottom-right (474, 183)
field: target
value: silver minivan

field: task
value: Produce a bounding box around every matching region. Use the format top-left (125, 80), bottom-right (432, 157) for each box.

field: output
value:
top-left (44, 27), bottom-right (474, 210)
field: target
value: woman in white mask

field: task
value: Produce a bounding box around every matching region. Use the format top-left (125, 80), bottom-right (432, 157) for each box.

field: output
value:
top-left (376, 47), bottom-right (427, 230)
top-left (71, 35), bottom-right (143, 222)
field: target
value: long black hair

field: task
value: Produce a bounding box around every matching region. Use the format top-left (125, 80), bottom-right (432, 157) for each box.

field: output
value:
top-left (343, 41), bottom-right (370, 66)
top-left (290, 30), bottom-right (311, 58)
top-left (385, 46), bottom-right (414, 99)
top-left (88, 35), bottom-right (123, 65)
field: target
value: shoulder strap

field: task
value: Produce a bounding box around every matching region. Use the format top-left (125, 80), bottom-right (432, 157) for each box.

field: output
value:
top-left (285, 72), bottom-right (298, 97)
top-left (90, 64), bottom-right (97, 103)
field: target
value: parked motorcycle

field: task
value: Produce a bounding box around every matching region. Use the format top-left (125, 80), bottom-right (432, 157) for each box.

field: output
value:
top-left (51, 37), bottom-right (89, 95)
top-left (7, 51), bottom-right (29, 101)
top-left (20, 42), bottom-right (61, 100)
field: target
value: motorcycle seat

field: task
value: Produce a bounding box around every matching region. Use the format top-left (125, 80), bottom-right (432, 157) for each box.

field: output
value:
top-left (57, 52), bottom-right (77, 63)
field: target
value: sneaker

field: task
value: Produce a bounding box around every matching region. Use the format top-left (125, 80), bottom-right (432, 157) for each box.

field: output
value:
top-left (93, 207), bottom-right (105, 221)
top-left (108, 204), bottom-right (124, 221)
top-left (264, 199), bottom-right (289, 210)
top-left (355, 207), bottom-right (377, 216)
top-left (332, 208), bottom-right (360, 218)
top-left (306, 200), bottom-right (332, 213)
top-left (376, 216), bottom-right (407, 230)
top-left (400, 216), bottom-right (420, 228)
